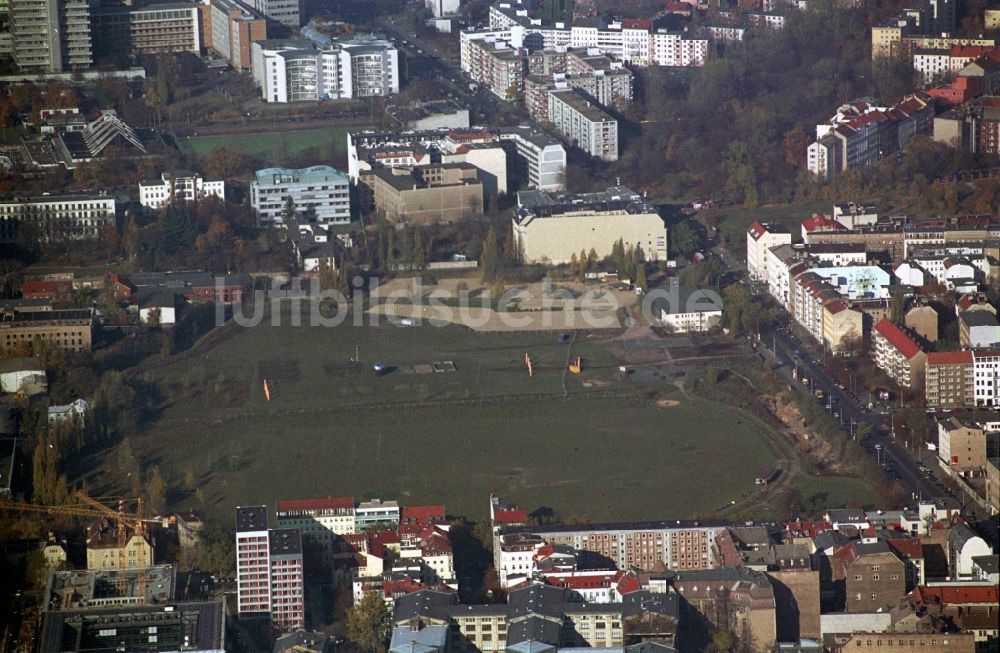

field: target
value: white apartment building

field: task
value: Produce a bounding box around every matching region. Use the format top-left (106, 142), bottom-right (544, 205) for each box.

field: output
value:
top-left (496, 531), bottom-right (546, 588)
top-left (251, 166), bottom-right (351, 226)
top-left (912, 45), bottom-right (993, 84)
top-left (356, 499), bottom-right (400, 530)
top-left (138, 171), bottom-right (225, 209)
top-left (652, 282), bottom-right (723, 332)
top-left (872, 318), bottom-right (926, 390)
top-left (974, 349), bottom-right (1000, 408)
top-left (0, 193), bottom-right (116, 243)
top-left (251, 36), bottom-right (397, 103)
top-left (347, 128), bottom-right (509, 197)
top-left (512, 186), bottom-right (666, 264)
top-left (275, 497), bottom-right (356, 546)
top-left (472, 3), bottom-right (708, 68)
top-left (547, 88), bottom-right (619, 161)
top-left (497, 126), bottom-right (567, 191)
top-left (746, 221), bottom-right (792, 283)
top-left (247, 0), bottom-right (299, 27)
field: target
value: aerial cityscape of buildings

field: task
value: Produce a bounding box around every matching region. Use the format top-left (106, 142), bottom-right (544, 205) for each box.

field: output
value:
top-left (0, 0), bottom-right (999, 651)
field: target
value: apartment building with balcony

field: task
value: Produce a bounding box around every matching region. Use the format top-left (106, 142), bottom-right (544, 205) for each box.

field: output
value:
top-left (250, 165), bottom-right (351, 226)
top-left (11, 0), bottom-right (91, 72)
top-left (872, 318), bottom-right (927, 390)
top-left (925, 351), bottom-right (974, 410)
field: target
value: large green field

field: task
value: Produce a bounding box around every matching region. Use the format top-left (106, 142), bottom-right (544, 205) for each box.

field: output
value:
top-left (127, 309), bottom-right (780, 523)
top-left (181, 127), bottom-right (349, 161)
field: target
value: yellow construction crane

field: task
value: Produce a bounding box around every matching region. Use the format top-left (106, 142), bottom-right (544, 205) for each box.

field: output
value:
top-left (0, 491), bottom-right (161, 572)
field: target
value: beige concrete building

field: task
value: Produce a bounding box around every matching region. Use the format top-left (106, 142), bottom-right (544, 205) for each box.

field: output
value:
top-left (871, 22), bottom-right (905, 60)
top-left (767, 565), bottom-right (820, 642)
top-left (821, 300), bottom-right (864, 353)
top-left (925, 351), bottom-right (974, 410)
top-left (512, 186), bottom-right (666, 265)
top-left (365, 163), bottom-right (483, 226)
top-left (86, 523), bottom-right (154, 571)
top-left (0, 308), bottom-right (93, 354)
top-left (829, 632), bottom-right (975, 653)
top-left (985, 457), bottom-right (999, 515)
top-left (905, 304), bottom-right (938, 342)
top-left (208, 0), bottom-right (266, 70)
top-left (937, 416), bottom-right (989, 472)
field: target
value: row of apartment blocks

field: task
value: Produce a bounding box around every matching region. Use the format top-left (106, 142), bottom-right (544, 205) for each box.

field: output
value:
top-left (9, 0), bottom-right (276, 74)
top-left (485, 494), bottom-right (998, 650)
top-left (250, 35), bottom-right (399, 103)
top-left (870, 0), bottom-right (995, 62)
top-left (237, 497), bottom-right (458, 633)
top-left (347, 127), bottom-right (566, 195)
top-left (806, 94), bottom-right (934, 182)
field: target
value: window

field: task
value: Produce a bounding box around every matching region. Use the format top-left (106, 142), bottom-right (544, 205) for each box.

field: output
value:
top-left (872, 593), bottom-right (878, 600)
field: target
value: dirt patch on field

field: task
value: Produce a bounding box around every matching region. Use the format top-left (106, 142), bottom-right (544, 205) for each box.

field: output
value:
top-left (656, 399), bottom-right (680, 408)
top-left (258, 360), bottom-right (301, 383)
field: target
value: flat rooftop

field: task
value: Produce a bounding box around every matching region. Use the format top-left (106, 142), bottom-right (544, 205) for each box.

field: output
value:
top-left (45, 565), bottom-right (177, 611)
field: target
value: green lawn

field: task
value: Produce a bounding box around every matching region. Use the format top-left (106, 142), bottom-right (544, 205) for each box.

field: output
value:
top-left (181, 128), bottom-right (349, 162)
top-left (792, 474), bottom-right (880, 512)
top-left (714, 201), bottom-right (830, 261)
top-left (127, 310), bottom-right (779, 523)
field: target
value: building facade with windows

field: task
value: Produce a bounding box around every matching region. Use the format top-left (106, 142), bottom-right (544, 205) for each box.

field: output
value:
top-left (235, 506), bottom-right (304, 634)
top-left (547, 88), bottom-right (619, 161)
top-left (251, 36), bottom-right (397, 102)
top-left (251, 166), bottom-right (351, 226)
top-left (11, 0), bottom-right (92, 72)
top-left (0, 194), bottom-right (115, 243)
top-left (139, 170), bottom-right (225, 209)
top-left (208, 0), bottom-right (266, 70)
top-left (925, 351), bottom-right (975, 410)
top-left (1, 308), bottom-right (93, 354)
top-left (512, 186), bottom-right (666, 265)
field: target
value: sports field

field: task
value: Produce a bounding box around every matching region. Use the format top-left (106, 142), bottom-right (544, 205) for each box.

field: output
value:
top-left (130, 308), bottom-right (780, 523)
top-left (181, 127), bottom-right (349, 161)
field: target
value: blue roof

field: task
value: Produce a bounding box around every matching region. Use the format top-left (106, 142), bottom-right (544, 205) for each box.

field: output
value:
top-left (254, 165), bottom-right (349, 185)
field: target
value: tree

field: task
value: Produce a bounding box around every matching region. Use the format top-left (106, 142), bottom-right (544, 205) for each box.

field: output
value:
top-left (634, 262), bottom-right (648, 291)
top-left (669, 222), bottom-right (699, 258)
top-left (193, 528), bottom-right (236, 577)
top-left (481, 226), bottom-right (501, 282)
top-left (146, 466), bottom-right (167, 514)
top-left (347, 591), bottom-right (392, 653)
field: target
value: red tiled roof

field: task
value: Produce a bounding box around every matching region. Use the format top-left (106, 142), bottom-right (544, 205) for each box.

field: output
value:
top-left (493, 508), bottom-right (527, 524)
top-left (874, 318), bottom-right (922, 360)
top-left (401, 505), bottom-right (446, 526)
top-left (950, 45), bottom-right (993, 58)
top-left (748, 220), bottom-right (766, 241)
top-left (926, 351), bottom-right (973, 365)
top-left (887, 537), bottom-right (923, 560)
top-left (802, 214), bottom-right (845, 232)
top-left (622, 18), bottom-right (651, 29)
top-left (616, 571), bottom-right (641, 595)
top-left (912, 585), bottom-right (999, 605)
top-left (784, 520), bottom-right (833, 537)
top-left (277, 496), bottom-right (354, 512)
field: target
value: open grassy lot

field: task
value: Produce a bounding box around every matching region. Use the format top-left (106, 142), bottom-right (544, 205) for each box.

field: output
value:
top-left (713, 201), bottom-right (830, 261)
top-left (181, 127), bottom-right (349, 161)
top-left (126, 308), bottom-right (783, 523)
top-left (136, 391), bottom-right (775, 524)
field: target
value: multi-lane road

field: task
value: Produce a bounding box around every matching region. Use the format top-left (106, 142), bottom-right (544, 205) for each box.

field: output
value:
top-left (757, 320), bottom-right (945, 501)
